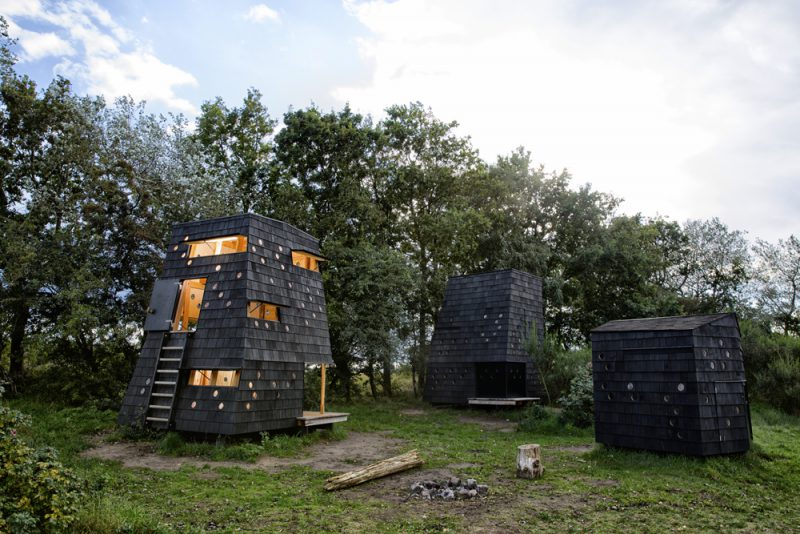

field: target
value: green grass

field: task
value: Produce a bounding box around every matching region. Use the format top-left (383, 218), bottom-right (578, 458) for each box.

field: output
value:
top-left (8, 397), bottom-right (800, 533)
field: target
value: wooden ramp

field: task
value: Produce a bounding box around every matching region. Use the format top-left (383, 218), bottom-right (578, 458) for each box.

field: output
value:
top-left (468, 397), bottom-right (539, 407)
top-left (296, 411), bottom-right (349, 427)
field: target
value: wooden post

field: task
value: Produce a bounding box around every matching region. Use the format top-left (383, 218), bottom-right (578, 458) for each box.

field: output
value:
top-left (320, 364), bottom-right (326, 414)
top-left (516, 444), bottom-right (544, 479)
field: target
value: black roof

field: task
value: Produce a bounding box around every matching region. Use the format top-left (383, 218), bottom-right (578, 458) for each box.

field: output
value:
top-left (591, 313), bottom-right (734, 333)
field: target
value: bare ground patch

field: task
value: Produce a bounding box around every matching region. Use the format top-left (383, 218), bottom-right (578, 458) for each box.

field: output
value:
top-left (457, 415), bottom-right (517, 432)
top-left (81, 431), bottom-right (408, 473)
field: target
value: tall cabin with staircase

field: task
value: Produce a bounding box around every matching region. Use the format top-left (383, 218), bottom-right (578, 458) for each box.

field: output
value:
top-left (117, 214), bottom-right (347, 434)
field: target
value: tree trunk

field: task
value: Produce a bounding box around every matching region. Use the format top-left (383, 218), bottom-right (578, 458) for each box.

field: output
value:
top-left (366, 361), bottom-right (378, 399)
top-left (9, 297), bottom-right (29, 387)
top-left (381, 353), bottom-right (392, 397)
top-left (516, 444), bottom-right (544, 479)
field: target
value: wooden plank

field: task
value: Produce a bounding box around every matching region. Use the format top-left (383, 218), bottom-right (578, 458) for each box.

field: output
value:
top-left (296, 411), bottom-right (349, 427)
top-left (468, 397), bottom-right (539, 406)
top-left (324, 450), bottom-right (423, 491)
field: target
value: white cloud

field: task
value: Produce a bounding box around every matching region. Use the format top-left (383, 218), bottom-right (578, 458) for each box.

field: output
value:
top-left (337, 0), bottom-right (800, 241)
top-left (244, 4), bottom-right (280, 23)
top-left (2, 0), bottom-right (198, 114)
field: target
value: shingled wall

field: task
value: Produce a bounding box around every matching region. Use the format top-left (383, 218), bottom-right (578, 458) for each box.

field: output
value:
top-left (118, 214), bottom-right (332, 435)
top-left (424, 269), bottom-right (545, 405)
top-left (591, 313), bottom-right (750, 456)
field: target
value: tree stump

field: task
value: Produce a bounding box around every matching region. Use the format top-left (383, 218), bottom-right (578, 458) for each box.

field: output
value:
top-left (516, 444), bottom-right (544, 479)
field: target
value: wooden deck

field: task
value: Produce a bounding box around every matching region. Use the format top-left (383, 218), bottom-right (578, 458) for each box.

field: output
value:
top-left (296, 411), bottom-right (350, 427)
top-left (467, 397), bottom-right (540, 407)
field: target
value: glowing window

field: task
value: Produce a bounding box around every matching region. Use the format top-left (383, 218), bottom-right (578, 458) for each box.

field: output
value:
top-left (291, 250), bottom-right (324, 272)
top-left (247, 301), bottom-right (280, 321)
top-left (172, 278), bottom-right (207, 332)
top-left (187, 370), bottom-right (240, 387)
top-left (186, 235), bottom-right (247, 258)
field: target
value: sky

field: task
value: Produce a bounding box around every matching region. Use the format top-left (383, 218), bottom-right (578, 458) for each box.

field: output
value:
top-left (1, 0), bottom-right (798, 243)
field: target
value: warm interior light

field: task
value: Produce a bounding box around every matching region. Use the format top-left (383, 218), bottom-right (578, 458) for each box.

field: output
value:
top-left (172, 278), bottom-right (207, 332)
top-left (187, 369), bottom-right (241, 387)
top-left (291, 250), bottom-right (324, 272)
top-left (247, 301), bottom-right (280, 321)
top-left (186, 235), bottom-right (247, 258)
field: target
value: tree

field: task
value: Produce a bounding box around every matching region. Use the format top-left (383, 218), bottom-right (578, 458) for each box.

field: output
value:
top-left (753, 235), bottom-right (800, 335)
top-left (673, 218), bottom-right (751, 313)
top-left (380, 102), bottom-right (489, 393)
top-left (194, 88), bottom-right (276, 213)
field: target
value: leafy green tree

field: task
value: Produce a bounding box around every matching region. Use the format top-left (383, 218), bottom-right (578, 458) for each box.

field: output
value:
top-left (753, 235), bottom-right (800, 335)
top-left (674, 218), bottom-right (751, 313)
top-left (380, 102), bottom-right (489, 393)
top-left (194, 88), bottom-right (276, 213)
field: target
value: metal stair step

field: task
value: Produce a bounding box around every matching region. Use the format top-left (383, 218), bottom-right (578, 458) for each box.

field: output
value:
top-left (159, 358), bottom-right (182, 362)
top-left (146, 417), bottom-right (169, 423)
top-left (162, 346), bottom-right (184, 350)
top-left (154, 381), bottom-right (177, 385)
top-left (156, 369), bottom-right (179, 373)
top-left (151, 393), bottom-right (174, 397)
top-left (149, 405), bottom-right (171, 410)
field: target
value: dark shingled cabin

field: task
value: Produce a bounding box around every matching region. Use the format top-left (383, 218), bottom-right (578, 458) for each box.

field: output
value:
top-left (423, 269), bottom-right (545, 406)
top-left (591, 313), bottom-right (751, 456)
top-left (118, 214), bottom-right (347, 435)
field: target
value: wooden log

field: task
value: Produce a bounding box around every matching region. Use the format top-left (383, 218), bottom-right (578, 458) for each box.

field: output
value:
top-left (516, 444), bottom-right (544, 479)
top-left (324, 450), bottom-right (423, 491)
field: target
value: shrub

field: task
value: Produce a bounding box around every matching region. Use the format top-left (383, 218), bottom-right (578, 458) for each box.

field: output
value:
top-left (558, 363), bottom-right (594, 428)
top-left (0, 387), bottom-right (84, 533)
top-left (526, 328), bottom-right (591, 404)
top-left (756, 355), bottom-right (800, 415)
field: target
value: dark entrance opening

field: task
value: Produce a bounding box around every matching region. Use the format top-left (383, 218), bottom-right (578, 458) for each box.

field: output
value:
top-left (476, 362), bottom-right (526, 397)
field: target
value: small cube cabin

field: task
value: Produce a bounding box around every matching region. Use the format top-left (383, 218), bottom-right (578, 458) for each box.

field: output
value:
top-left (423, 269), bottom-right (545, 407)
top-left (591, 313), bottom-right (751, 456)
top-left (118, 214), bottom-right (347, 435)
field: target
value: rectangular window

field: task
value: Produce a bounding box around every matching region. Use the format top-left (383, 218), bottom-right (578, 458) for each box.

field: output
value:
top-left (248, 301), bottom-right (280, 321)
top-left (172, 278), bottom-right (206, 332)
top-left (291, 250), bottom-right (324, 272)
top-left (187, 235), bottom-right (247, 258)
top-left (187, 370), bottom-right (240, 387)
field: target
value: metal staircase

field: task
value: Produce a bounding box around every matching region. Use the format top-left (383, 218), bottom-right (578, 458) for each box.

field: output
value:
top-left (144, 332), bottom-right (189, 430)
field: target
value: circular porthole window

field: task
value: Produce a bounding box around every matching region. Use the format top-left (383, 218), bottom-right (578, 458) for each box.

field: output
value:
top-left (669, 419), bottom-right (676, 427)
top-left (183, 235), bottom-right (189, 241)
top-left (598, 353), bottom-right (605, 361)
top-left (145, 378), bottom-right (151, 385)
top-left (663, 395), bottom-right (670, 403)
top-left (246, 402), bottom-right (252, 410)
top-left (226, 301), bottom-right (231, 307)
top-left (260, 257), bottom-right (265, 264)
top-left (187, 259), bottom-right (193, 266)
top-left (251, 246), bottom-right (256, 253)
top-left (278, 246), bottom-right (283, 252)
top-left (718, 339), bottom-right (724, 347)
top-left (725, 350), bottom-right (731, 358)
top-left (248, 381), bottom-right (253, 389)
top-left (275, 253), bottom-right (280, 260)
top-left (677, 432), bottom-right (684, 440)
top-left (139, 388), bottom-right (145, 395)
top-left (600, 383), bottom-right (607, 390)
top-left (254, 320), bottom-right (259, 328)
top-left (215, 265), bottom-right (221, 272)
top-left (726, 418), bottom-right (731, 427)
top-left (627, 382), bottom-right (634, 391)
top-left (252, 392), bottom-right (258, 399)
top-left (191, 401), bottom-right (197, 409)
top-left (257, 371), bottom-right (262, 379)
top-left (284, 325), bottom-right (289, 332)
top-left (271, 381), bottom-right (277, 388)
top-left (677, 383), bottom-right (685, 392)
top-left (218, 402), bottom-right (224, 410)
top-left (236, 272), bottom-right (243, 279)
top-left (259, 239), bottom-right (264, 246)
top-left (212, 390), bottom-right (219, 398)
top-left (204, 302), bottom-right (210, 308)
top-left (709, 361), bottom-right (716, 370)
top-left (607, 393), bottom-right (614, 400)
top-left (180, 252), bottom-right (186, 258)
top-left (173, 245), bottom-right (179, 251)
top-left (218, 292), bottom-right (223, 298)
top-left (673, 407), bottom-right (680, 416)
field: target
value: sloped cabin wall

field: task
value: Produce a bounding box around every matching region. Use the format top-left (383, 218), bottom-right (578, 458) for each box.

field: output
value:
top-left (119, 214), bottom-right (332, 435)
top-left (424, 269), bottom-right (545, 405)
top-left (591, 314), bottom-right (750, 456)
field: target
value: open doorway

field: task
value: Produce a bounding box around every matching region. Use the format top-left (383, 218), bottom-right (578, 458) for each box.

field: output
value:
top-left (172, 278), bottom-right (207, 332)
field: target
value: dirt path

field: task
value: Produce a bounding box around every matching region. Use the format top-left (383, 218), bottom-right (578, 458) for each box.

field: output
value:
top-left (457, 414), bottom-right (517, 432)
top-left (81, 431), bottom-right (407, 473)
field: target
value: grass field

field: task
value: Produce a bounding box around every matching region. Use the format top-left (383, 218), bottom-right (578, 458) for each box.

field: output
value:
top-left (10, 398), bottom-right (800, 533)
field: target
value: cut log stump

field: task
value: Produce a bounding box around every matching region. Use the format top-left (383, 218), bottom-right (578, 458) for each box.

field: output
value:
top-left (516, 444), bottom-right (544, 479)
top-left (324, 450), bottom-right (423, 491)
